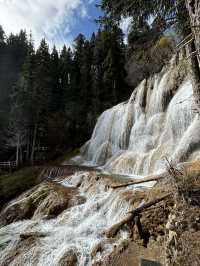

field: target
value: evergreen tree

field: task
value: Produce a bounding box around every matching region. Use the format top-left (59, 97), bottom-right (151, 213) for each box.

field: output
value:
top-left (50, 45), bottom-right (62, 112)
top-left (0, 27), bottom-right (29, 160)
top-left (0, 24), bottom-right (129, 162)
top-left (29, 38), bottom-right (51, 162)
top-left (0, 26), bottom-right (5, 46)
top-left (7, 35), bottom-right (35, 163)
top-left (60, 45), bottom-right (73, 105)
top-left (101, 0), bottom-right (190, 36)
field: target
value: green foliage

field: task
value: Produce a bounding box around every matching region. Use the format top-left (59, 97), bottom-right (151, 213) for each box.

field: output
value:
top-left (0, 30), bottom-right (29, 160)
top-left (47, 113), bottom-right (66, 150)
top-left (0, 25), bottom-right (5, 45)
top-left (101, 0), bottom-right (189, 37)
top-left (0, 24), bottom-right (130, 163)
top-left (156, 35), bottom-right (174, 48)
top-left (126, 24), bottom-right (174, 86)
top-left (101, 0), bottom-right (190, 87)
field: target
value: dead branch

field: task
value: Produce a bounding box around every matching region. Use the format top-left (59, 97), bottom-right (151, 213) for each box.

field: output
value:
top-left (105, 193), bottom-right (172, 238)
top-left (111, 175), bottom-right (163, 189)
top-left (129, 193), bottom-right (172, 215)
top-left (105, 213), bottom-right (133, 238)
top-left (175, 33), bottom-right (193, 49)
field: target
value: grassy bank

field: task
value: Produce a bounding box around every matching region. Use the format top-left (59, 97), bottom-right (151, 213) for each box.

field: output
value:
top-left (0, 167), bottom-right (41, 209)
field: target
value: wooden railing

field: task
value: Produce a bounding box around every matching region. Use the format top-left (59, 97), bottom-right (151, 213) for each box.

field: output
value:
top-left (38, 164), bottom-right (99, 181)
top-left (0, 161), bottom-right (17, 169)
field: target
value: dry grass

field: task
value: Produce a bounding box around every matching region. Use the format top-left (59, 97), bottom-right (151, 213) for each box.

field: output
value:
top-left (165, 158), bottom-right (200, 204)
top-left (0, 167), bottom-right (41, 210)
top-left (164, 159), bottom-right (200, 266)
top-left (176, 231), bottom-right (200, 266)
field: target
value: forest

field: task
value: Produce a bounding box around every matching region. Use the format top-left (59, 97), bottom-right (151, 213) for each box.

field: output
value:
top-left (1, 0), bottom-right (200, 265)
top-left (0, 0), bottom-right (189, 165)
top-left (0, 25), bottom-right (129, 163)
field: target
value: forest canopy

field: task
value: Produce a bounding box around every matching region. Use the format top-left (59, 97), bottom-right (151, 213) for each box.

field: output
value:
top-left (0, 25), bottom-right (129, 163)
top-left (100, 0), bottom-right (190, 85)
top-left (0, 0), bottom-right (191, 164)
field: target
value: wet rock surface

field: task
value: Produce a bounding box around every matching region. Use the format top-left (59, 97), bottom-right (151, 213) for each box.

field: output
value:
top-left (0, 171), bottom-right (136, 266)
top-left (0, 161), bottom-right (200, 265)
top-left (0, 181), bottom-right (85, 226)
top-left (58, 249), bottom-right (79, 266)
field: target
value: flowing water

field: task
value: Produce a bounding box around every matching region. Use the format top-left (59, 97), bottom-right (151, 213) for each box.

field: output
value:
top-left (0, 172), bottom-right (144, 266)
top-left (76, 58), bottom-right (200, 176)
top-left (1, 57), bottom-right (200, 265)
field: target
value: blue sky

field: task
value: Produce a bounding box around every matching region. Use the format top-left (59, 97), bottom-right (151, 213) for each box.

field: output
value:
top-left (0, 0), bottom-right (103, 48)
top-left (68, 1), bottom-right (102, 40)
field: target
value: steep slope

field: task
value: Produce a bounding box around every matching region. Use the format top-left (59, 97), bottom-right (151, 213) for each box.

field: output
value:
top-left (0, 172), bottom-right (138, 266)
top-left (77, 56), bottom-right (200, 176)
top-left (1, 55), bottom-right (200, 266)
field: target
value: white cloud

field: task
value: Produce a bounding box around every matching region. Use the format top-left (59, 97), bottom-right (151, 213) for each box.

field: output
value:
top-left (120, 16), bottom-right (132, 44)
top-left (0, 0), bottom-right (90, 48)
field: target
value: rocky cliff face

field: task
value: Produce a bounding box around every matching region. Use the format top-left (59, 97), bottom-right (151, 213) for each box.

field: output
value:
top-left (77, 55), bottom-right (200, 176)
top-left (186, 0), bottom-right (200, 114)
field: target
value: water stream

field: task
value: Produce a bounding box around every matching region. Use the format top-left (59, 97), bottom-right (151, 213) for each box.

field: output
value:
top-left (0, 172), bottom-right (144, 266)
top-left (75, 59), bottom-right (200, 175)
top-left (1, 57), bottom-right (200, 265)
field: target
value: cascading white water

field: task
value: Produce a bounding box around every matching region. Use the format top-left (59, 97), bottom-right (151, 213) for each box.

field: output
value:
top-left (0, 172), bottom-right (138, 266)
top-left (2, 55), bottom-right (200, 266)
top-left (77, 58), bottom-right (200, 176)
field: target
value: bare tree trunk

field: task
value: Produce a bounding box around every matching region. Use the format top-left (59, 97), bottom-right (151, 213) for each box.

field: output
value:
top-left (16, 133), bottom-right (20, 166)
top-left (111, 175), bottom-right (163, 189)
top-left (186, 0), bottom-right (200, 113)
top-left (187, 41), bottom-right (200, 113)
top-left (105, 194), bottom-right (171, 238)
top-left (186, 0), bottom-right (200, 63)
top-left (26, 129), bottom-right (30, 162)
top-left (19, 145), bottom-right (23, 164)
top-left (30, 123), bottom-right (38, 164)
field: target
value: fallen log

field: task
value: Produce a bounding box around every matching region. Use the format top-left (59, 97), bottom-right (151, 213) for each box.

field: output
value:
top-left (105, 193), bottom-right (172, 238)
top-left (111, 175), bottom-right (164, 189)
top-left (20, 232), bottom-right (47, 240)
top-left (130, 193), bottom-right (171, 215)
top-left (105, 213), bottom-right (133, 238)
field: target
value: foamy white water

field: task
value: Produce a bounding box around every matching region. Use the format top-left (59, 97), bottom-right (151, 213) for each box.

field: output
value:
top-left (0, 172), bottom-right (136, 266)
top-left (76, 58), bottom-right (200, 176)
top-left (1, 55), bottom-right (199, 266)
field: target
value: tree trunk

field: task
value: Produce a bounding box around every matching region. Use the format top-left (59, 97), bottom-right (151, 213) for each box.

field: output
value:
top-left (16, 133), bottom-right (20, 166)
top-left (186, 0), bottom-right (200, 113)
top-left (187, 41), bottom-right (200, 113)
top-left (26, 129), bottom-right (30, 161)
top-left (105, 193), bottom-right (171, 238)
top-left (30, 123), bottom-right (38, 164)
top-left (111, 175), bottom-right (163, 189)
top-left (186, 0), bottom-right (200, 63)
top-left (19, 145), bottom-right (23, 164)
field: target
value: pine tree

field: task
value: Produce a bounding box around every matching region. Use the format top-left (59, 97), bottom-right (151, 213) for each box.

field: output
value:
top-left (0, 25), bottom-right (5, 46)
top-left (8, 84), bottom-right (26, 165)
top-left (0, 24), bottom-right (129, 161)
top-left (7, 35), bottom-right (35, 163)
top-left (50, 45), bottom-right (62, 112)
top-left (30, 38), bottom-right (51, 162)
top-left (60, 45), bottom-right (73, 105)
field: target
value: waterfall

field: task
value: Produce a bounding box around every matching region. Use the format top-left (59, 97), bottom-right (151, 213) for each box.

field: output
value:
top-left (77, 59), bottom-right (200, 176)
top-left (2, 57), bottom-right (200, 266)
top-left (0, 172), bottom-right (145, 266)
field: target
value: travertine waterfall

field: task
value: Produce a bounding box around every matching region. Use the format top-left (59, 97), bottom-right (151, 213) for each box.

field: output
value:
top-left (1, 56), bottom-right (200, 266)
top-left (78, 57), bottom-right (200, 176)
